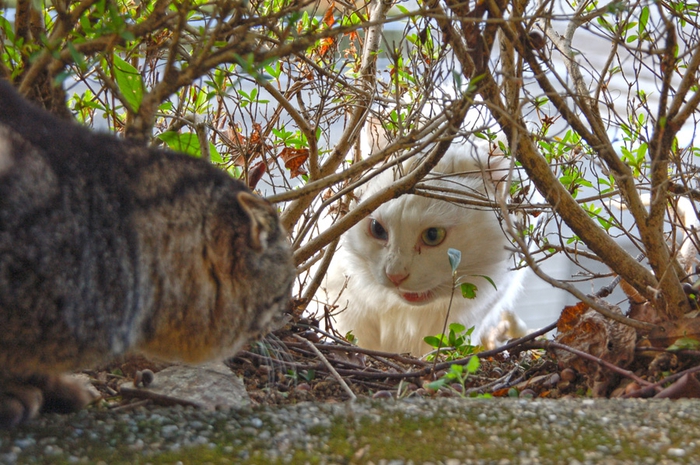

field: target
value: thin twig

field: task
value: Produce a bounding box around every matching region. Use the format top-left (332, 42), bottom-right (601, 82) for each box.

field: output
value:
top-left (294, 334), bottom-right (357, 400)
top-left (520, 339), bottom-right (653, 388)
top-left (109, 399), bottom-right (152, 412)
top-left (622, 364), bottom-right (700, 399)
top-left (296, 325), bottom-right (432, 367)
top-left (464, 366), bottom-right (521, 396)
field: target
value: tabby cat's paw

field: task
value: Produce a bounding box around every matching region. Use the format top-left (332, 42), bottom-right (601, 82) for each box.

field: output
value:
top-left (38, 374), bottom-right (95, 414)
top-left (0, 384), bottom-right (43, 428)
top-left (0, 374), bottom-right (95, 428)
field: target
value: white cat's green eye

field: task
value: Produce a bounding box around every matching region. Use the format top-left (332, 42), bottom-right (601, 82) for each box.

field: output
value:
top-left (421, 227), bottom-right (446, 246)
top-left (369, 219), bottom-right (388, 241)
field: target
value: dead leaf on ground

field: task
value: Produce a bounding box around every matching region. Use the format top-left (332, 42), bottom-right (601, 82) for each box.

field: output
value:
top-left (648, 317), bottom-right (700, 348)
top-left (554, 301), bottom-right (636, 397)
top-left (556, 301), bottom-right (588, 333)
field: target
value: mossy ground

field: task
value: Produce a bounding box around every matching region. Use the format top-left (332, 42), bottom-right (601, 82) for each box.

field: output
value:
top-left (4, 399), bottom-right (696, 464)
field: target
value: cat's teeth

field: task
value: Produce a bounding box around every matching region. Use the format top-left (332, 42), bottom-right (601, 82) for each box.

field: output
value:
top-left (400, 291), bottom-right (433, 303)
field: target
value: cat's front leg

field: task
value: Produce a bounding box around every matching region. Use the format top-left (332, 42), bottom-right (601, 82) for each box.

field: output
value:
top-left (0, 374), bottom-right (94, 428)
top-left (0, 380), bottom-right (42, 428)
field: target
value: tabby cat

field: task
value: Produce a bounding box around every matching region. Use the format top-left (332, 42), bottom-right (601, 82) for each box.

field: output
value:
top-left (0, 80), bottom-right (295, 427)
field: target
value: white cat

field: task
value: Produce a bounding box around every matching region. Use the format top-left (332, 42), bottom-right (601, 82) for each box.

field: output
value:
top-left (319, 137), bottom-right (528, 356)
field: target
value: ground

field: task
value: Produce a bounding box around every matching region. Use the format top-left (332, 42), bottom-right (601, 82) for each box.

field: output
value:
top-left (87, 306), bottom-right (700, 412)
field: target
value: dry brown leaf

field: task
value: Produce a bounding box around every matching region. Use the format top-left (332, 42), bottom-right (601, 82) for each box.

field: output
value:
top-left (279, 147), bottom-right (309, 178)
top-left (226, 126), bottom-right (247, 166)
top-left (226, 123), bottom-right (271, 166)
top-left (648, 317), bottom-right (700, 348)
top-left (556, 301), bottom-right (588, 333)
top-left (554, 302), bottom-right (636, 397)
top-left (249, 123), bottom-right (263, 145)
top-left (247, 161), bottom-right (266, 190)
top-left (318, 37), bottom-right (335, 57)
top-left (322, 2), bottom-right (336, 27)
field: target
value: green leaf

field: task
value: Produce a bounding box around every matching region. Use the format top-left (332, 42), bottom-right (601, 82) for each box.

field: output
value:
top-left (460, 282), bottom-right (478, 299)
top-left (209, 144), bottom-right (223, 163)
top-left (449, 364), bottom-right (464, 376)
top-left (345, 331), bottom-right (357, 344)
top-left (474, 274), bottom-right (497, 291)
top-left (448, 248), bottom-right (461, 273)
top-left (427, 379), bottom-right (447, 390)
top-left (264, 61), bottom-right (282, 79)
top-left (423, 335), bottom-right (442, 348)
top-left (159, 101), bottom-right (173, 112)
top-left (668, 337), bottom-right (700, 351)
top-left (466, 355), bottom-right (480, 374)
top-left (449, 323), bottom-right (466, 334)
top-left (157, 131), bottom-right (218, 160)
top-left (67, 42), bottom-right (87, 72)
top-left (638, 6), bottom-right (649, 37)
top-left (1, 16), bottom-right (17, 41)
top-left (112, 55), bottom-right (143, 112)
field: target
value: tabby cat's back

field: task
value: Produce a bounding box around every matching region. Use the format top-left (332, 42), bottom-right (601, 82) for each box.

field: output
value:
top-left (0, 80), bottom-right (295, 426)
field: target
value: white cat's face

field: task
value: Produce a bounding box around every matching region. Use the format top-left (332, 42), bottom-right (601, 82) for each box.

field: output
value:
top-left (345, 175), bottom-right (510, 307)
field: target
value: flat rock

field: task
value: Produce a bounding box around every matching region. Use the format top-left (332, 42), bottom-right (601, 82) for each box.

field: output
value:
top-left (120, 362), bottom-right (249, 410)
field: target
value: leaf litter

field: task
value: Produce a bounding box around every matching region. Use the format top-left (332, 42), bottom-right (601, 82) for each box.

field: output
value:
top-left (85, 288), bottom-right (700, 413)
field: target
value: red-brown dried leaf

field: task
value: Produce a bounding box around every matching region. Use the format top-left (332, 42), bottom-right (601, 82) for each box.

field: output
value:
top-left (279, 147), bottom-right (309, 178)
top-left (318, 37), bottom-right (335, 57)
top-left (322, 3), bottom-right (336, 27)
top-left (226, 126), bottom-right (247, 166)
top-left (227, 126), bottom-right (247, 145)
top-left (491, 387), bottom-right (510, 397)
top-left (556, 301), bottom-right (588, 333)
top-left (227, 123), bottom-right (271, 166)
top-left (250, 123), bottom-right (263, 145)
top-left (247, 161), bottom-right (266, 190)
top-left (648, 317), bottom-right (700, 348)
top-left (554, 302), bottom-right (636, 397)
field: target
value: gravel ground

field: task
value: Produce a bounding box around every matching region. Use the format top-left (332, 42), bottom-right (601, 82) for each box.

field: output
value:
top-left (0, 398), bottom-right (698, 464)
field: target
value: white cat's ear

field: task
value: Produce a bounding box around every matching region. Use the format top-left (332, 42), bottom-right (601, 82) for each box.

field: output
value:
top-left (437, 136), bottom-right (514, 198)
top-left (361, 115), bottom-right (390, 156)
top-left (483, 140), bottom-right (513, 199)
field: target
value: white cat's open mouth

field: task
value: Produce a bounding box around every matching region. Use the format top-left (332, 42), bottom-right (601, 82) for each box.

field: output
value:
top-left (400, 290), bottom-right (434, 303)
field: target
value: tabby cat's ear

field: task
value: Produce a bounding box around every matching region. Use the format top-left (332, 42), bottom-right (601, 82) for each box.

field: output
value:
top-left (237, 192), bottom-right (277, 252)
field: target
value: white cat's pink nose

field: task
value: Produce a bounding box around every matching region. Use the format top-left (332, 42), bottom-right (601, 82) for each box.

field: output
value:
top-left (386, 273), bottom-right (409, 286)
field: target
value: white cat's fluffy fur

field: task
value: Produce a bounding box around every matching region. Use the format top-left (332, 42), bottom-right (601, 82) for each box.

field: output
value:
top-left (320, 138), bottom-right (527, 355)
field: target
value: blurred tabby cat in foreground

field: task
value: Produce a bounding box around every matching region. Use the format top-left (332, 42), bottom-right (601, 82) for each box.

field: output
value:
top-left (0, 80), bottom-right (295, 427)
